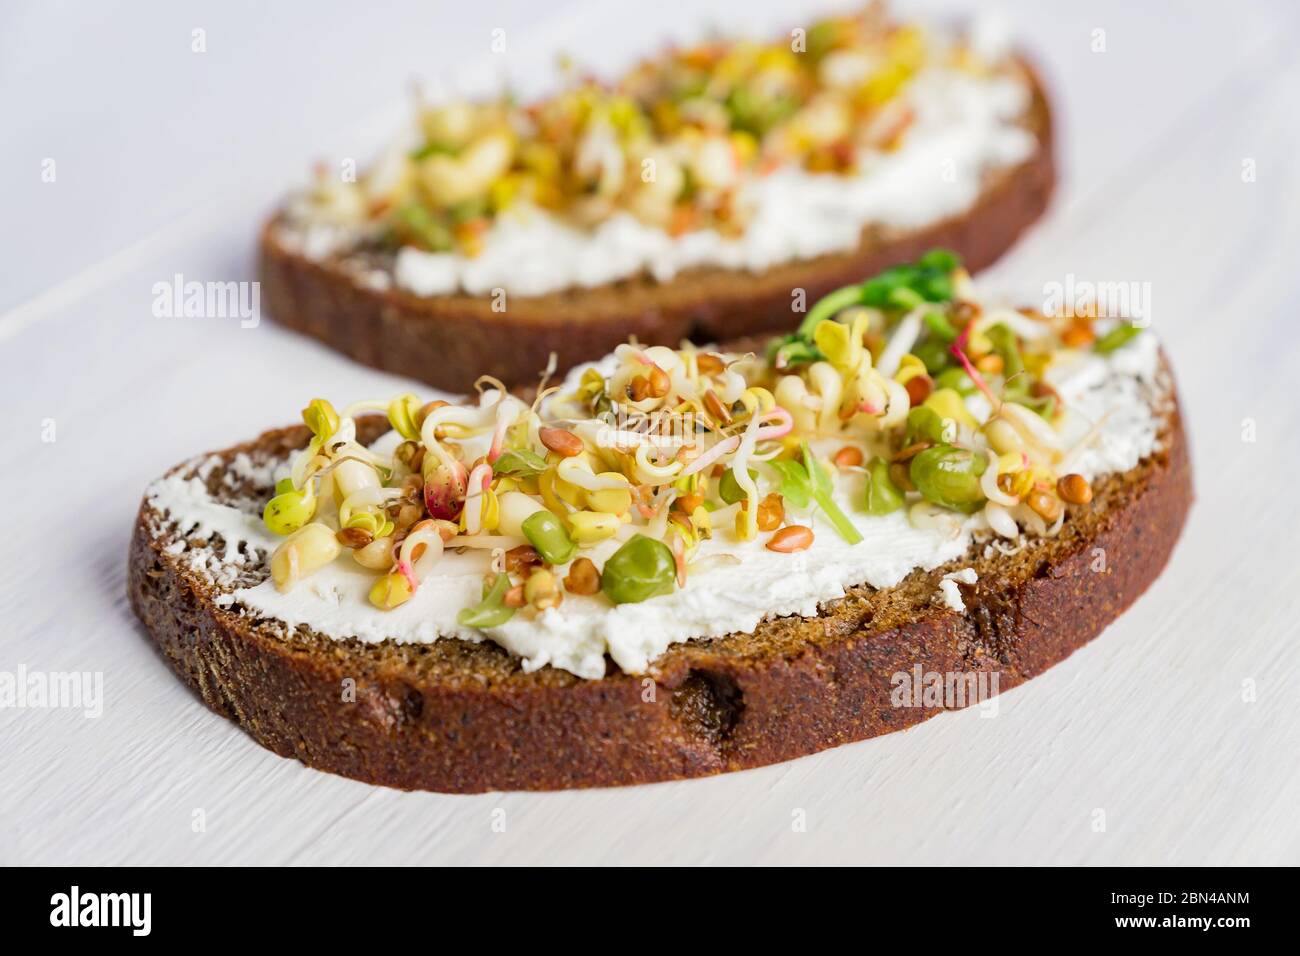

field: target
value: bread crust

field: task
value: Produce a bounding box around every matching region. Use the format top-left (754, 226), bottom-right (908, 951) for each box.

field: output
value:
top-left (259, 62), bottom-right (1056, 393)
top-left (127, 378), bottom-right (1191, 793)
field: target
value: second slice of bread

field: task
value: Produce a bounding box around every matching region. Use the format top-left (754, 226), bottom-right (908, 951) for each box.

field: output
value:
top-left (259, 62), bottom-right (1055, 392)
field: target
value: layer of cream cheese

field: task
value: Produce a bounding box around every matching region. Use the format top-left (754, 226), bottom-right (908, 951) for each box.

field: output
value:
top-left (146, 331), bottom-right (1163, 680)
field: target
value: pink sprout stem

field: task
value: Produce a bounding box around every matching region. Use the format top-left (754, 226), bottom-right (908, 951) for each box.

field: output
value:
top-left (679, 408), bottom-right (793, 477)
top-left (398, 559), bottom-right (419, 593)
top-left (487, 417), bottom-right (510, 463)
top-left (950, 323), bottom-right (999, 408)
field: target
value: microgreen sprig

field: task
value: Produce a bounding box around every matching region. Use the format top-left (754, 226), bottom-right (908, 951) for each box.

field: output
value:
top-left (767, 442), bottom-right (862, 544)
top-left (1094, 322), bottom-right (1142, 354)
top-left (456, 572), bottom-right (515, 628)
top-left (769, 250), bottom-right (962, 370)
top-left (493, 448), bottom-right (549, 478)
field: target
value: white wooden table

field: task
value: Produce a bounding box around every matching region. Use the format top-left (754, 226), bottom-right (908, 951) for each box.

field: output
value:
top-left (3, 0), bottom-right (1298, 865)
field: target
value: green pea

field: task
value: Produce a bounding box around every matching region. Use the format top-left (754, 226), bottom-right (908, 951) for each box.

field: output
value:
top-left (909, 444), bottom-right (988, 513)
top-left (718, 467), bottom-right (758, 505)
top-left (912, 338), bottom-right (952, 375)
top-left (601, 535), bottom-right (676, 605)
top-left (521, 510), bottom-right (577, 565)
top-left (263, 486), bottom-right (316, 535)
top-left (864, 458), bottom-right (905, 516)
top-left (934, 367), bottom-right (977, 396)
top-left (907, 405), bottom-right (954, 445)
top-left (457, 573), bottom-right (515, 628)
top-left (724, 86), bottom-right (797, 137)
top-left (1094, 323), bottom-right (1142, 354)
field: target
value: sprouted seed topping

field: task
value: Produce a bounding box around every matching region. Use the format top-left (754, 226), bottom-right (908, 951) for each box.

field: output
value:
top-left (298, 7), bottom-right (1010, 256)
top-left (263, 250), bottom-right (1143, 623)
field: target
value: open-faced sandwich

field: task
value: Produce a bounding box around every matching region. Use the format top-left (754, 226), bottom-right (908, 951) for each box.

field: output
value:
top-left (261, 5), bottom-right (1055, 391)
top-left (131, 253), bottom-right (1190, 792)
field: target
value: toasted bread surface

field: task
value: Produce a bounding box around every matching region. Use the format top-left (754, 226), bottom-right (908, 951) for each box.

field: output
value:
top-left (128, 363), bottom-right (1189, 793)
top-left (259, 62), bottom-right (1055, 392)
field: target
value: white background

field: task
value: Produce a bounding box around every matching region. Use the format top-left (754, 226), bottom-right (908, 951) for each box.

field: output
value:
top-left (2, 0), bottom-right (1298, 865)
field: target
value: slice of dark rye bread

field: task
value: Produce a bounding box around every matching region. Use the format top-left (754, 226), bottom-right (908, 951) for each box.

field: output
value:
top-left (258, 61), bottom-right (1055, 394)
top-left (127, 358), bottom-right (1190, 793)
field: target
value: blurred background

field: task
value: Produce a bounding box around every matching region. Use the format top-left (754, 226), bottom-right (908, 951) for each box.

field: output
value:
top-left (4, 0), bottom-right (1294, 313)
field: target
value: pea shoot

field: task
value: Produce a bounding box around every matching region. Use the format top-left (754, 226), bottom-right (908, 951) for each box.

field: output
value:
top-left (1094, 322), bottom-right (1142, 354)
top-left (767, 443), bottom-right (862, 544)
top-left (864, 458), bottom-right (905, 516)
top-left (493, 448), bottom-right (548, 478)
top-left (457, 572), bottom-right (516, 628)
top-left (768, 250), bottom-right (963, 370)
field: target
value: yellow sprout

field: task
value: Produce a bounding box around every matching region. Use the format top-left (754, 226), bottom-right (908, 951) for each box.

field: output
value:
top-left (737, 386), bottom-right (776, 418)
top-left (812, 314), bottom-right (868, 370)
top-left (460, 487), bottom-right (500, 533)
top-left (585, 480), bottom-right (633, 515)
top-left (539, 468), bottom-right (582, 515)
top-left (369, 572), bottom-right (414, 610)
top-left (386, 393), bottom-right (423, 440)
top-left (497, 491), bottom-right (546, 538)
top-left (301, 399), bottom-right (340, 441)
top-left (924, 388), bottom-right (979, 430)
top-left (774, 374), bottom-right (817, 433)
top-left (893, 354), bottom-right (927, 385)
top-left (270, 523), bottom-right (340, 592)
top-left (996, 452), bottom-right (1023, 475)
top-left (568, 511), bottom-right (620, 544)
